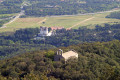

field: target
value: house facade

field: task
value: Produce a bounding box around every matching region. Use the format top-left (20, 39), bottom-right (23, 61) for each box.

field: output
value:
top-left (38, 26), bottom-right (49, 36)
top-left (34, 26), bottom-right (56, 40)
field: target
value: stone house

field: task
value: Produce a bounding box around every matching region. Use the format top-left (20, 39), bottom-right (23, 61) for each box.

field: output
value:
top-left (54, 49), bottom-right (78, 61)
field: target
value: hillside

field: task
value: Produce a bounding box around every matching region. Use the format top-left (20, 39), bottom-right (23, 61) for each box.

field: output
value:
top-left (0, 0), bottom-right (120, 16)
top-left (0, 40), bottom-right (120, 80)
top-left (0, 0), bottom-right (120, 80)
top-left (0, 0), bottom-right (22, 14)
top-left (1, 24), bottom-right (120, 59)
top-left (24, 0), bottom-right (120, 16)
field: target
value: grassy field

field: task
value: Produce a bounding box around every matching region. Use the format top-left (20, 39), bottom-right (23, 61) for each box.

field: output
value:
top-left (0, 10), bottom-right (120, 32)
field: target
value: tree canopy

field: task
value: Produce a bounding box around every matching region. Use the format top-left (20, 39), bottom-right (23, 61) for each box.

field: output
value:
top-left (0, 40), bottom-right (120, 80)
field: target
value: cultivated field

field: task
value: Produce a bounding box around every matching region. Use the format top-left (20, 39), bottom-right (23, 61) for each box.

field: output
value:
top-left (0, 9), bottom-right (120, 32)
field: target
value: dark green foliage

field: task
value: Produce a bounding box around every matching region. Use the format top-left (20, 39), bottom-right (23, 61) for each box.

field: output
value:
top-left (24, 0), bottom-right (120, 16)
top-left (0, 0), bottom-right (120, 16)
top-left (0, 28), bottom-right (56, 59)
top-left (45, 24), bottom-right (120, 47)
top-left (106, 11), bottom-right (120, 19)
top-left (1, 24), bottom-right (120, 59)
top-left (13, 28), bottom-right (39, 41)
top-left (0, 0), bottom-right (22, 14)
top-left (0, 40), bottom-right (120, 80)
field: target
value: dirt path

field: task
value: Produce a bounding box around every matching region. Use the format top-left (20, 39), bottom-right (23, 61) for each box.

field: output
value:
top-left (69, 17), bottom-right (95, 29)
top-left (0, 10), bottom-right (24, 29)
top-left (38, 18), bottom-right (47, 24)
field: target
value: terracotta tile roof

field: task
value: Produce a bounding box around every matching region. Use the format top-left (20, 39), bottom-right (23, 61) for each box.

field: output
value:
top-left (51, 27), bottom-right (64, 30)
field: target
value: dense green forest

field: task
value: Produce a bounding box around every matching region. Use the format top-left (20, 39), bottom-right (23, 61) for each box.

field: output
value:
top-left (0, 28), bottom-right (56, 59)
top-left (1, 24), bottom-right (120, 59)
top-left (24, 0), bottom-right (120, 16)
top-left (106, 11), bottom-right (120, 19)
top-left (0, 0), bottom-right (21, 27)
top-left (0, 40), bottom-right (120, 80)
top-left (0, 0), bottom-right (120, 16)
top-left (0, 0), bottom-right (22, 14)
